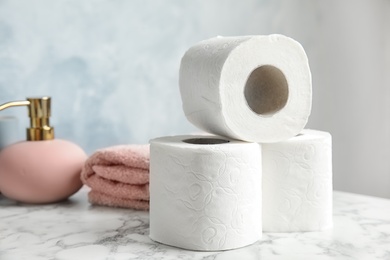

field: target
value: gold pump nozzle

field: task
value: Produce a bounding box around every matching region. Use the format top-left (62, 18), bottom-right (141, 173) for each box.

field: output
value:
top-left (0, 97), bottom-right (54, 141)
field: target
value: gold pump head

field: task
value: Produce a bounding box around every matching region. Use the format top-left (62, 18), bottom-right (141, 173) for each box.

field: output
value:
top-left (0, 97), bottom-right (54, 141)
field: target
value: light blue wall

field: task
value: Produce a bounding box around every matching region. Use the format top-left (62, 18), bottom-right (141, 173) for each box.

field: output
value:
top-left (1, 0), bottom-right (389, 198)
top-left (0, 0), bottom-right (292, 153)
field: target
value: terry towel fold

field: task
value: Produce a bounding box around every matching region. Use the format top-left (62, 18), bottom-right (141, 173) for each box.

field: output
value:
top-left (81, 144), bottom-right (150, 210)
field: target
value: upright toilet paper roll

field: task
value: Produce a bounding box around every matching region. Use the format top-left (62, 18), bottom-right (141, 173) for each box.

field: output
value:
top-left (262, 129), bottom-right (332, 232)
top-left (149, 135), bottom-right (262, 251)
top-left (179, 34), bottom-right (312, 143)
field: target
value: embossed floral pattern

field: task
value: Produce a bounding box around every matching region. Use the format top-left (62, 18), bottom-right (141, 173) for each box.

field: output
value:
top-left (149, 137), bottom-right (262, 250)
top-left (262, 130), bottom-right (333, 232)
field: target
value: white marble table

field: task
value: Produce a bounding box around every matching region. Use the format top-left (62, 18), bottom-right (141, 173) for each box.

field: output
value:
top-left (1, 187), bottom-right (390, 260)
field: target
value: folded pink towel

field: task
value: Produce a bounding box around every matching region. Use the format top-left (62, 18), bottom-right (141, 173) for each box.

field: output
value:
top-left (81, 144), bottom-right (150, 210)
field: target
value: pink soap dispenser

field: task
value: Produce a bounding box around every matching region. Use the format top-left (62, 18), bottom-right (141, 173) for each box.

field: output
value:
top-left (0, 97), bottom-right (87, 203)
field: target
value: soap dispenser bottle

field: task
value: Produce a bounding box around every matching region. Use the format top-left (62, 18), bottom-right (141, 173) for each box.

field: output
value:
top-left (0, 97), bottom-right (87, 203)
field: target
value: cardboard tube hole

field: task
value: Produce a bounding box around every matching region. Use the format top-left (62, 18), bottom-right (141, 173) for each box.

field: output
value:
top-left (244, 65), bottom-right (288, 115)
top-left (183, 138), bottom-right (230, 145)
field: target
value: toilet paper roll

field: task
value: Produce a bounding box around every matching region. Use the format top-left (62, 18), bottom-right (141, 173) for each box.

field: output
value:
top-left (149, 135), bottom-right (262, 251)
top-left (262, 129), bottom-right (332, 232)
top-left (179, 34), bottom-right (312, 143)
top-left (0, 116), bottom-right (19, 150)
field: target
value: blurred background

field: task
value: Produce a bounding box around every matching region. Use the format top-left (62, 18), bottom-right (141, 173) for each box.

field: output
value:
top-left (0, 0), bottom-right (389, 198)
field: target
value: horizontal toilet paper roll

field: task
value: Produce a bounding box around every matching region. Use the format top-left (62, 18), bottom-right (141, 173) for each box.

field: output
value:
top-left (149, 135), bottom-right (262, 251)
top-left (179, 34), bottom-right (312, 143)
top-left (262, 129), bottom-right (332, 232)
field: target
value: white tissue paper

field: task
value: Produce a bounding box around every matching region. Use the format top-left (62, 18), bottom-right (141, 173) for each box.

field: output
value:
top-left (262, 129), bottom-right (333, 232)
top-left (149, 135), bottom-right (262, 251)
top-left (179, 34), bottom-right (312, 143)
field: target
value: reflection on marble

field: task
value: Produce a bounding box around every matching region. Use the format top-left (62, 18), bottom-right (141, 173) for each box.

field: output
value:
top-left (1, 187), bottom-right (390, 259)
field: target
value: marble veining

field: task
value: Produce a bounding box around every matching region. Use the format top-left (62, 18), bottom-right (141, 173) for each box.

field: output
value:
top-left (1, 187), bottom-right (390, 259)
